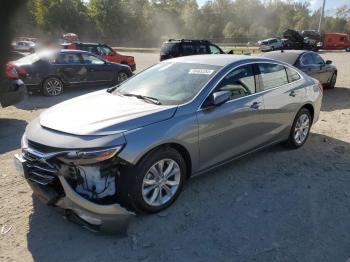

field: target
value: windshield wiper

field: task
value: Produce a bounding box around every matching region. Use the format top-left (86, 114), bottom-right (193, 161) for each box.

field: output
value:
top-left (107, 85), bottom-right (120, 93)
top-left (122, 93), bottom-right (162, 105)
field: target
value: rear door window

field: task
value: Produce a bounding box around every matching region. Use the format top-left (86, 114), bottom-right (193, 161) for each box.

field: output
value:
top-left (82, 53), bottom-right (105, 65)
top-left (258, 63), bottom-right (289, 90)
top-left (181, 43), bottom-right (196, 55)
top-left (300, 53), bottom-right (314, 65)
top-left (311, 53), bottom-right (325, 65)
top-left (55, 53), bottom-right (83, 64)
top-left (197, 44), bottom-right (208, 54)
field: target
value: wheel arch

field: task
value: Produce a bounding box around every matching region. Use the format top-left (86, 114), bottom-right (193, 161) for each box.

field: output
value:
top-left (300, 103), bottom-right (314, 123)
top-left (136, 142), bottom-right (193, 178)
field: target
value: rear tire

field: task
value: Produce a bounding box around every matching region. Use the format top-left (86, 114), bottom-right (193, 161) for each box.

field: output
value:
top-left (42, 77), bottom-right (63, 96)
top-left (129, 147), bottom-right (186, 213)
top-left (285, 108), bottom-right (312, 149)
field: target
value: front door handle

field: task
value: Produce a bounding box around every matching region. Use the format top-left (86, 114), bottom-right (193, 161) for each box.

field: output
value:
top-left (289, 91), bottom-right (296, 97)
top-left (250, 101), bottom-right (261, 109)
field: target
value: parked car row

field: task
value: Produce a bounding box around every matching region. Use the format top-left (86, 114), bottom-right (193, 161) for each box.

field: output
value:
top-left (259, 30), bottom-right (350, 52)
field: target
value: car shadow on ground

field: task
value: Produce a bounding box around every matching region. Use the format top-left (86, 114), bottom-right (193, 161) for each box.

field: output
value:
top-left (26, 133), bottom-right (350, 262)
top-left (321, 87), bottom-right (350, 112)
top-left (15, 85), bottom-right (105, 110)
top-left (0, 118), bottom-right (27, 154)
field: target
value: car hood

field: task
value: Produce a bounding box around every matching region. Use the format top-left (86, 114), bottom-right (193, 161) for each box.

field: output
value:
top-left (39, 90), bottom-right (177, 136)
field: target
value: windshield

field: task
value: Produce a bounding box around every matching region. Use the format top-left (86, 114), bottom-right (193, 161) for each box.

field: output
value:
top-left (116, 62), bottom-right (221, 105)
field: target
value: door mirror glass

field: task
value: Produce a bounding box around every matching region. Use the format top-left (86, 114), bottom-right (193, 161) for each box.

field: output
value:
top-left (211, 91), bottom-right (231, 106)
top-left (326, 60), bottom-right (332, 64)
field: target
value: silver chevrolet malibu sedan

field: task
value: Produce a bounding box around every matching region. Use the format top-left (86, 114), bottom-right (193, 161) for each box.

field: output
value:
top-left (15, 55), bottom-right (322, 232)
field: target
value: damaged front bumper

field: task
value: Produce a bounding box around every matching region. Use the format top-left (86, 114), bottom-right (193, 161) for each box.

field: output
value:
top-left (14, 147), bottom-right (135, 234)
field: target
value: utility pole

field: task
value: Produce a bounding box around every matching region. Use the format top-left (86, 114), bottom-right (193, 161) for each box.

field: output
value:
top-left (318, 0), bottom-right (326, 32)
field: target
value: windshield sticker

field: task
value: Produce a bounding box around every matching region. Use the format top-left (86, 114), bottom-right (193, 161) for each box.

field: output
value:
top-left (189, 69), bottom-right (214, 75)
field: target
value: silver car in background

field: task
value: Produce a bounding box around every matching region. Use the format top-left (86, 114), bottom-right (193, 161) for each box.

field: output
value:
top-left (259, 38), bottom-right (284, 52)
top-left (12, 41), bottom-right (37, 53)
top-left (14, 55), bottom-right (322, 232)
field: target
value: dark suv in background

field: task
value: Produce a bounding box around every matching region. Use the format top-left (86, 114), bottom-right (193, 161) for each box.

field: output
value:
top-left (160, 39), bottom-right (224, 61)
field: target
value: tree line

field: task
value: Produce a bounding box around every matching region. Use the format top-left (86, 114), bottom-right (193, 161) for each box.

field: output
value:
top-left (11, 0), bottom-right (350, 47)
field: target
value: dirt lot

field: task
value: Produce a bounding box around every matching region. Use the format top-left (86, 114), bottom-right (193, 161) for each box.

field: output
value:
top-left (0, 51), bottom-right (350, 262)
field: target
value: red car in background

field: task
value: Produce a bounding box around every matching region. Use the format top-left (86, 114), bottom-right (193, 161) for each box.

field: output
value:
top-left (62, 42), bottom-right (136, 71)
top-left (321, 33), bottom-right (350, 52)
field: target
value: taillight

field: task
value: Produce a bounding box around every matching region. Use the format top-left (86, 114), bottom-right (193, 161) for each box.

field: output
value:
top-left (17, 66), bottom-right (27, 76)
top-left (319, 83), bottom-right (323, 92)
top-left (5, 63), bottom-right (19, 79)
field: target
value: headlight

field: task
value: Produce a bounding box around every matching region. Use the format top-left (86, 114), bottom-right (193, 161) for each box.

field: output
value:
top-left (60, 146), bottom-right (123, 165)
top-left (21, 134), bottom-right (28, 150)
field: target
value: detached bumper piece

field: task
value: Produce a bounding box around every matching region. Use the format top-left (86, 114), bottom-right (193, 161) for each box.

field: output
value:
top-left (16, 144), bottom-right (134, 234)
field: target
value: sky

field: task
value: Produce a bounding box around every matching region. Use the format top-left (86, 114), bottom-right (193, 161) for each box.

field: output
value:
top-left (197, 0), bottom-right (350, 11)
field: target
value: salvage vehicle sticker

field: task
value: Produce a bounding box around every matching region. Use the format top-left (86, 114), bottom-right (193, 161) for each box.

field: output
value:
top-left (189, 69), bottom-right (214, 75)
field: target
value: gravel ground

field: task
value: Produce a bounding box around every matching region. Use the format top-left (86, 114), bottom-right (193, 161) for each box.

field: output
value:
top-left (0, 51), bottom-right (350, 262)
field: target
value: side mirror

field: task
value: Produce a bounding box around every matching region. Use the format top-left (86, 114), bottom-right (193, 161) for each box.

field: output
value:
top-left (211, 91), bottom-right (231, 106)
top-left (326, 60), bottom-right (332, 64)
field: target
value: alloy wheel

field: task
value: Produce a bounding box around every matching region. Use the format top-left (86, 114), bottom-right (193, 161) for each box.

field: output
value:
top-left (142, 159), bottom-right (181, 207)
top-left (294, 113), bottom-right (310, 144)
top-left (45, 78), bottom-right (63, 96)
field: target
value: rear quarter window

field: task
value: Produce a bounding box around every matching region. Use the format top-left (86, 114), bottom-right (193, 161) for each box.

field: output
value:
top-left (286, 67), bottom-right (301, 82)
top-left (258, 63), bottom-right (289, 90)
top-left (160, 43), bottom-right (179, 56)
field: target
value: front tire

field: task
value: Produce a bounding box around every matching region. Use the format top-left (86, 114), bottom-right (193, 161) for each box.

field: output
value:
top-left (42, 77), bottom-right (63, 96)
top-left (286, 108), bottom-right (312, 149)
top-left (117, 71), bottom-right (129, 84)
top-left (130, 147), bottom-right (186, 213)
top-left (328, 72), bottom-right (337, 89)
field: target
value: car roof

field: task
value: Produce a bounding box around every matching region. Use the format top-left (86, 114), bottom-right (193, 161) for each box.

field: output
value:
top-left (164, 39), bottom-right (211, 44)
top-left (261, 50), bottom-right (309, 65)
top-left (164, 54), bottom-right (269, 67)
top-left (262, 38), bottom-right (277, 41)
top-left (60, 49), bottom-right (89, 54)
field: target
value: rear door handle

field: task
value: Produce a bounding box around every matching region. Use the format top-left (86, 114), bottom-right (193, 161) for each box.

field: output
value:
top-left (250, 101), bottom-right (261, 109)
top-left (289, 91), bottom-right (296, 97)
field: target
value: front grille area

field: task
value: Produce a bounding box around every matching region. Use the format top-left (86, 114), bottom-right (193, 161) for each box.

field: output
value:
top-left (28, 140), bottom-right (64, 153)
top-left (23, 147), bottom-right (59, 185)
